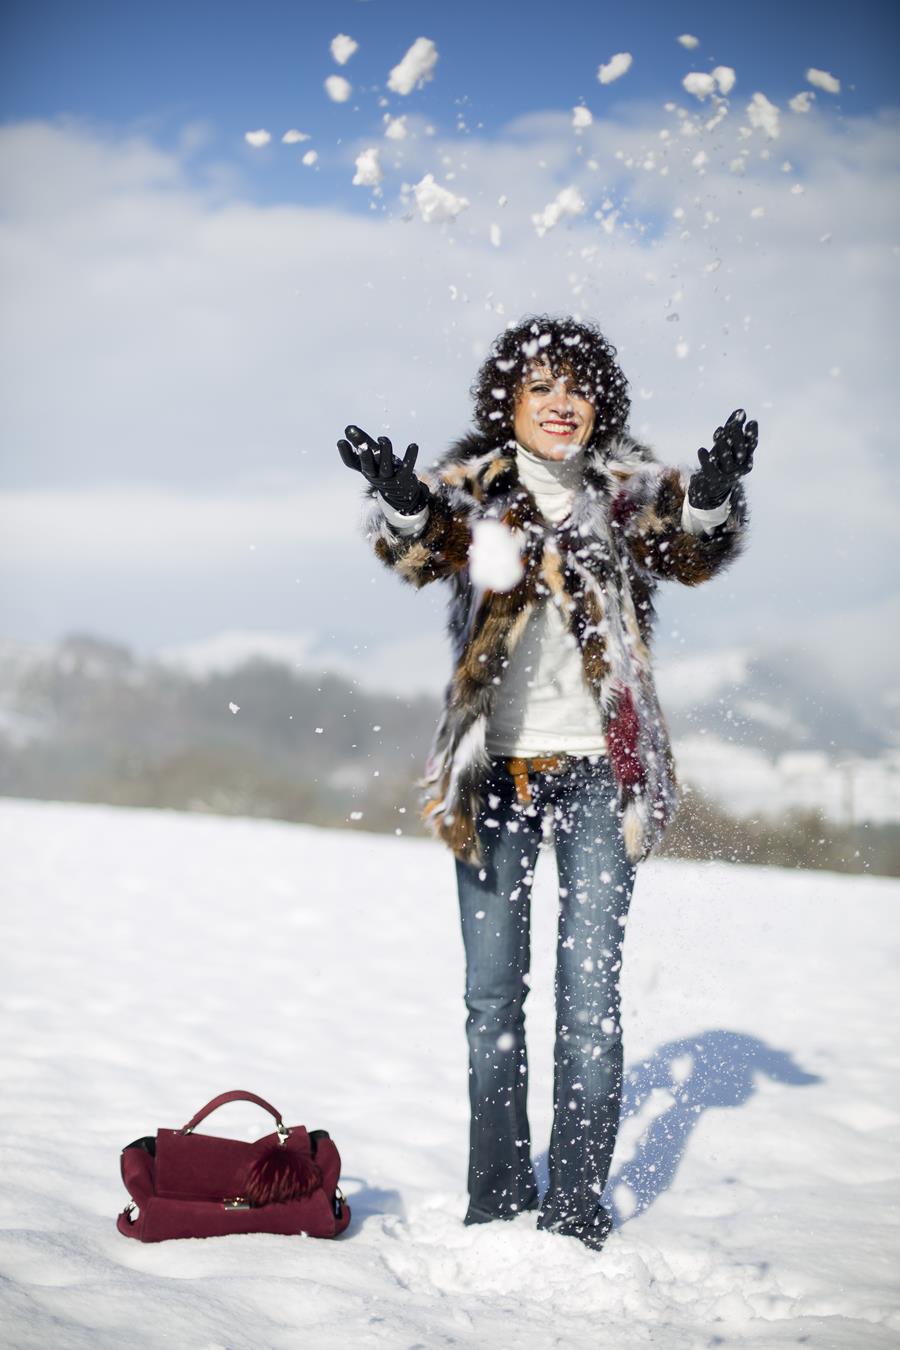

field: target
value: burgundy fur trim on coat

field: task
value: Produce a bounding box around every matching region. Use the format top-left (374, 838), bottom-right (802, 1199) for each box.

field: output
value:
top-left (361, 430), bottom-right (749, 866)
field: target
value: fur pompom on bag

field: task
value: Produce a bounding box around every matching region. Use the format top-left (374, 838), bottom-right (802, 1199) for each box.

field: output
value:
top-left (242, 1142), bottom-right (323, 1206)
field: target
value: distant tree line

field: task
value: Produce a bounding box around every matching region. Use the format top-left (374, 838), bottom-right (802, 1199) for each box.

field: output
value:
top-left (2, 634), bottom-right (896, 877)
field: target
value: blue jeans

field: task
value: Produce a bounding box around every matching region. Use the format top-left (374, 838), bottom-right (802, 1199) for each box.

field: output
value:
top-left (455, 753), bottom-right (637, 1228)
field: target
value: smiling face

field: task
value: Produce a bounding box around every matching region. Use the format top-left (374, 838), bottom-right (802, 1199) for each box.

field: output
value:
top-left (512, 363), bottom-right (596, 460)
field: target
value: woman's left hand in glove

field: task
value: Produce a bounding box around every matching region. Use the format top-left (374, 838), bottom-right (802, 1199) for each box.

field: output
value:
top-left (688, 408), bottom-right (758, 509)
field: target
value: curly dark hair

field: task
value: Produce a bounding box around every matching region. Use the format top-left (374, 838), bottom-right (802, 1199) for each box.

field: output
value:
top-left (470, 314), bottom-right (631, 450)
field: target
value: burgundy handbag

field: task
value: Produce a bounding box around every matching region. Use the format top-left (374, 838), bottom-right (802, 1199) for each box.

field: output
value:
top-left (117, 1090), bottom-right (351, 1242)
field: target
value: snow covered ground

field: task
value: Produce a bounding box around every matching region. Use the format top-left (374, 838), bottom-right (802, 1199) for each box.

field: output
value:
top-left (1, 797), bottom-right (898, 1350)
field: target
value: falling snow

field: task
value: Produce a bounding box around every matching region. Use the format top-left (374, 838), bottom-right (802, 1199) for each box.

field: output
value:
top-left (330, 33), bottom-right (358, 66)
top-left (325, 74), bottom-right (352, 104)
top-left (388, 37), bottom-right (439, 96)
top-left (597, 53), bottom-right (633, 85)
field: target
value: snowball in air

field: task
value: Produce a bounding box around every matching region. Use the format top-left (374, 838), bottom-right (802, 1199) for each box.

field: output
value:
top-left (746, 92), bottom-right (780, 138)
top-left (677, 34), bottom-right (699, 49)
top-left (532, 185), bottom-right (585, 238)
top-left (714, 66), bottom-right (736, 95)
top-left (282, 129), bottom-right (310, 144)
top-left (412, 173), bottom-right (469, 223)
top-left (790, 91), bottom-right (815, 113)
top-left (806, 67), bottom-right (840, 94)
top-left (330, 33), bottom-right (358, 66)
top-left (302, 150), bottom-right (318, 166)
top-left (683, 66), bottom-right (735, 99)
top-left (469, 519), bottom-right (524, 592)
top-left (353, 147), bottom-right (383, 188)
top-left (490, 223), bottom-right (502, 247)
top-left (597, 52), bottom-right (632, 84)
top-left (384, 114), bottom-right (408, 140)
top-left (388, 37), bottom-right (438, 95)
top-left (325, 75), bottom-right (352, 103)
top-left (244, 129), bottom-right (271, 148)
top-left (572, 106), bottom-right (593, 131)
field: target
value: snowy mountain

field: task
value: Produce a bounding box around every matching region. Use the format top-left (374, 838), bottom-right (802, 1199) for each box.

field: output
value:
top-left (0, 632), bottom-right (898, 831)
top-left (2, 796), bottom-right (898, 1349)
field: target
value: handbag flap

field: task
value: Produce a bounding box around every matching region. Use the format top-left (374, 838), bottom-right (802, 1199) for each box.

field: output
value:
top-left (155, 1125), bottom-right (311, 1202)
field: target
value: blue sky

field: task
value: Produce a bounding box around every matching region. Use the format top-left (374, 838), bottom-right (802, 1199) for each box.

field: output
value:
top-left (1, 0), bottom-right (898, 703)
top-left (4, 0), bottom-right (898, 211)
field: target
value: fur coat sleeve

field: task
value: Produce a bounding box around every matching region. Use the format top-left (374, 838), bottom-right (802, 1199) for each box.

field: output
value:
top-left (610, 458), bottom-right (749, 587)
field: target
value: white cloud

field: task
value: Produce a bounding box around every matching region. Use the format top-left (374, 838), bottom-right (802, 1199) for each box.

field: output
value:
top-left (677, 34), bottom-right (699, 50)
top-left (387, 37), bottom-right (438, 96)
top-left (325, 75), bottom-right (352, 104)
top-left (302, 149), bottom-right (318, 166)
top-left (330, 34), bottom-right (358, 66)
top-left (597, 52), bottom-right (632, 85)
top-left (790, 91), bottom-right (815, 113)
top-left (244, 129), bottom-right (271, 148)
top-left (807, 67), bottom-right (840, 95)
top-left (282, 129), bottom-right (310, 145)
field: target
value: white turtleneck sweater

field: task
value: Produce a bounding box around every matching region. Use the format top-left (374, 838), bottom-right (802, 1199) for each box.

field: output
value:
top-left (379, 442), bottom-right (731, 759)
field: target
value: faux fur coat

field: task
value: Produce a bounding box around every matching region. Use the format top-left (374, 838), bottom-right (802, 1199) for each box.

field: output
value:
top-left (362, 430), bottom-right (749, 866)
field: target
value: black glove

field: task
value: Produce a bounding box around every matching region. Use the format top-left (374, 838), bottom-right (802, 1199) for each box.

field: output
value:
top-left (688, 408), bottom-right (758, 509)
top-left (337, 424), bottom-right (431, 516)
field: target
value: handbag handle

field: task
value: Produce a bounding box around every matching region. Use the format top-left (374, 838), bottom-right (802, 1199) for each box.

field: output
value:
top-left (181, 1090), bottom-right (287, 1138)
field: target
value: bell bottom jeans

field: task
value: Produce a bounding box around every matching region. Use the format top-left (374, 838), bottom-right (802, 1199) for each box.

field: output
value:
top-left (455, 753), bottom-right (637, 1228)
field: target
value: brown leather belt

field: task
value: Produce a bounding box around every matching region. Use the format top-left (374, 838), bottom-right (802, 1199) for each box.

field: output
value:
top-left (506, 755), bottom-right (570, 805)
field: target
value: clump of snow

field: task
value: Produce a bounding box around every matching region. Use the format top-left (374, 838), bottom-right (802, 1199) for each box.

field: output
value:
top-left (677, 34), bottom-right (699, 49)
top-left (532, 185), bottom-right (586, 238)
top-left (412, 173), bottom-right (469, 223)
top-left (490, 223), bottom-right (502, 247)
top-left (790, 90), bottom-right (815, 113)
top-left (683, 73), bottom-right (715, 99)
top-left (746, 92), bottom-right (780, 138)
top-left (384, 114), bottom-right (408, 140)
top-left (330, 33), bottom-right (358, 66)
top-left (683, 67), bottom-right (734, 100)
top-left (807, 67), bottom-right (840, 94)
top-left (572, 106), bottom-right (593, 131)
top-left (353, 147), bottom-right (383, 188)
top-left (282, 129), bottom-right (310, 144)
top-left (228, 701), bottom-right (240, 714)
top-left (388, 37), bottom-right (438, 96)
top-left (675, 338), bottom-right (689, 359)
top-left (469, 519), bottom-right (523, 592)
top-left (713, 66), bottom-right (736, 95)
top-left (302, 150), bottom-right (318, 167)
top-left (597, 52), bottom-right (632, 85)
top-left (325, 75), bottom-right (352, 103)
top-left (244, 129), bottom-right (271, 148)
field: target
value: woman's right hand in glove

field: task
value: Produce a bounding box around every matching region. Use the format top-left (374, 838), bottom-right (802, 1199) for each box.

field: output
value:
top-left (337, 424), bottom-right (430, 516)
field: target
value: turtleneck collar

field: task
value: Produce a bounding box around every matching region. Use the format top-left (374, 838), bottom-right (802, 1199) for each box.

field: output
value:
top-left (514, 440), bottom-right (586, 496)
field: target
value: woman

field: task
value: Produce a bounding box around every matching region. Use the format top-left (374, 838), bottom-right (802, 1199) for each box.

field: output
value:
top-left (338, 314), bottom-right (756, 1252)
